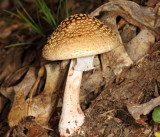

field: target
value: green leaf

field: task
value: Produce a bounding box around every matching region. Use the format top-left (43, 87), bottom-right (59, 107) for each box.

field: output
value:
top-left (152, 106), bottom-right (160, 123)
top-left (5, 42), bottom-right (32, 48)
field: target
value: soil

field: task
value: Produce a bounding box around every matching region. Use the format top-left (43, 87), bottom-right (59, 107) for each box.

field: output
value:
top-left (0, 0), bottom-right (160, 137)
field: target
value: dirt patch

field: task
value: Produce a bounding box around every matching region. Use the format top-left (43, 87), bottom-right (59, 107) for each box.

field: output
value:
top-left (74, 47), bottom-right (160, 137)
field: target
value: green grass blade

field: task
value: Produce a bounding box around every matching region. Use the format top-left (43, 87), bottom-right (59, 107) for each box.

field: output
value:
top-left (41, 0), bottom-right (56, 26)
top-left (17, 10), bottom-right (38, 30)
top-left (36, 0), bottom-right (56, 27)
top-left (5, 9), bottom-right (43, 36)
top-left (4, 10), bottom-right (32, 28)
top-left (57, 0), bottom-right (64, 22)
top-left (17, 9), bottom-right (45, 37)
top-left (65, 0), bottom-right (69, 17)
top-left (5, 42), bottom-right (32, 48)
top-left (1, 16), bottom-right (34, 29)
top-left (5, 3), bottom-right (45, 37)
top-left (1, 17), bottom-right (35, 31)
top-left (4, 10), bottom-right (21, 19)
top-left (36, 8), bottom-right (43, 31)
top-left (57, 0), bottom-right (69, 22)
top-left (18, 1), bottom-right (37, 26)
top-left (18, 0), bottom-right (46, 36)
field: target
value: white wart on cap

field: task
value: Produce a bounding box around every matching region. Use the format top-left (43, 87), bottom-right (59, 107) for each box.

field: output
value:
top-left (42, 14), bottom-right (120, 61)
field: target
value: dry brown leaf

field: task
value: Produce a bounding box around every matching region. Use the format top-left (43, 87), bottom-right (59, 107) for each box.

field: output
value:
top-left (0, 23), bottom-right (19, 39)
top-left (126, 28), bottom-right (155, 62)
top-left (42, 61), bottom-right (69, 95)
top-left (0, 0), bottom-right (9, 9)
top-left (10, 116), bottom-right (49, 137)
top-left (8, 66), bottom-right (44, 128)
top-left (101, 45), bottom-right (133, 75)
top-left (154, 2), bottom-right (160, 29)
top-left (0, 48), bottom-right (23, 84)
top-left (120, 24), bottom-right (137, 43)
top-left (90, 1), bottom-right (157, 31)
top-left (90, 1), bottom-right (158, 76)
top-left (127, 96), bottom-right (160, 126)
top-left (145, 0), bottom-right (159, 7)
top-left (8, 61), bottom-right (69, 127)
top-left (0, 94), bottom-right (8, 114)
top-left (8, 88), bottom-right (27, 127)
top-left (1, 67), bottom-right (29, 87)
top-left (27, 62), bottom-right (68, 126)
top-left (0, 67), bottom-right (36, 101)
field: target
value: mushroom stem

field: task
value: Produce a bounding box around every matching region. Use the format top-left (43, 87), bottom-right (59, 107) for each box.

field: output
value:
top-left (59, 59), bottom-right (85, 137)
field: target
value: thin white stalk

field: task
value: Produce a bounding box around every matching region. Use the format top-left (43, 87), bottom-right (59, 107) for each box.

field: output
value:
top-left (59, 59), bottom-right (85, 136)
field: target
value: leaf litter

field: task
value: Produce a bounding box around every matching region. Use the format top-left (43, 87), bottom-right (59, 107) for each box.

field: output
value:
top-left (0, 0), bottom-right (160, 136)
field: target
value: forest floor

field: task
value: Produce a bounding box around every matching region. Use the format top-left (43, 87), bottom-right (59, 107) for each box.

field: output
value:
top-left (0, 0), bottom-right (160, 137)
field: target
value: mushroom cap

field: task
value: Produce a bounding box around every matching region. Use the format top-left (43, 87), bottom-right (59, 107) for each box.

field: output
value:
top-left (43, 14), bottom-right (120, 61)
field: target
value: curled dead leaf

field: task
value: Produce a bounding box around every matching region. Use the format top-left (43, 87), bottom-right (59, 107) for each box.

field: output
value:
top-left (127, 96), bottom-right (160, 126)
top-left (90, 1), bottom-right (158, 76)
top-left (8, 61), bottom-right (69, 127)
top-left (0, 67), bottom-right (36, 101)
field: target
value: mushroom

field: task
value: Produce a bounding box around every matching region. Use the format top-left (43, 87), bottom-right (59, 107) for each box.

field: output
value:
top-left (42, 14), bottom-right (121, 136)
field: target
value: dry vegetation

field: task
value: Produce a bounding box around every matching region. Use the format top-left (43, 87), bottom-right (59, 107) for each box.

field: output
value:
top-left (0, 0), bottom-right (160, 137)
